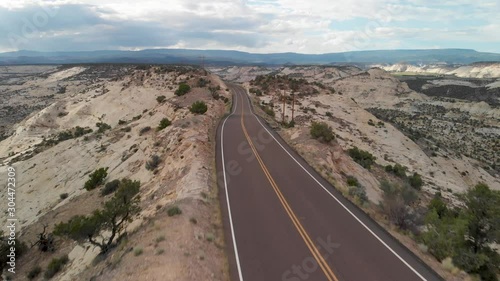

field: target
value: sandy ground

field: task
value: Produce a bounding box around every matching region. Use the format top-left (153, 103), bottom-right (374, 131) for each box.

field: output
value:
top-left (0, 66), bottom-right (230, 281)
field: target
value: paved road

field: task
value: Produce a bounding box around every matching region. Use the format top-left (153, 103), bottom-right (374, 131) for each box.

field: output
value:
top-left (216, 84), bottom-right (443, 281)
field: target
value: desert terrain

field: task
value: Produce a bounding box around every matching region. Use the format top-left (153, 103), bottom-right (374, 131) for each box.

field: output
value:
top-left (0, 65), bottom-right (230, 280)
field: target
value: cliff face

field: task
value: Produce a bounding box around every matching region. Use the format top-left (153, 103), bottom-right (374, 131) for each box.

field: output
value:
top-left (377, 62), bottom-right (500, 78)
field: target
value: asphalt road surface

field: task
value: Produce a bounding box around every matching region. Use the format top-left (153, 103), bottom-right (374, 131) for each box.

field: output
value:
top-left (216, 84), bottom-right (443, 281)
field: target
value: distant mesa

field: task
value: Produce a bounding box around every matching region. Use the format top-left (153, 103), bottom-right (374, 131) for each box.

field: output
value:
top-left (1, 48), bottom-right (499, 66)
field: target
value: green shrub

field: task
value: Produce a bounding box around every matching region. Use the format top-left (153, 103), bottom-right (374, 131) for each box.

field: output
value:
top-left (346, 176), bottom-right (359, 187)
top-left (348, 147), bottom-right (376, 169)
top-left (157, 118), bottom-right (172, 131)
top-left (409, 172), bottom-right (423, 189)
top-left (167, 206), bottom-right (182, 216)
top-left (385, 165), bottom-right (393, 172)
top-left (189, 101), bottom-right (208, 114)
top-left (325, 112), bottom-right (333, 118)
top-left (118, 119), bottom-right (127, 125)
top-left (101, 179), bottom-right (120, 196)
top-left (27, 266), bottom-right (42, 280)
top-left (59, 193), bottom-right (69, 200)
top-left (96, 122), bottom-right (111, 133)
top-left (391, 164), bottom-right (407, 178)
top-left (57, 131), bottom-right (73, 142)
top-left (74, 126), bottom-right (92, 137)
top-left (156, 95), bottom-right (166, 103)
top-left (84, 167), bottom-right (108, 191)
top-left (175, 83), bottom-right (191, 96)
top-left (145, 155), bottom-right (161, 171)
top-left (310, 122), bottom-right (334, 143)
top-left (134, 247), bottom-right (143, 256)
top-left (44, 255), bottom-right (69, 279)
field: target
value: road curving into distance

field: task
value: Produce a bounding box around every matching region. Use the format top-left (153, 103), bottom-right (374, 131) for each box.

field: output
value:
top-left (216, 84), bottom-right (443, 281)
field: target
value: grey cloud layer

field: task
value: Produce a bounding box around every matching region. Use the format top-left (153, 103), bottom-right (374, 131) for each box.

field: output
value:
top-left (0, 3), bottom-right (268, 51)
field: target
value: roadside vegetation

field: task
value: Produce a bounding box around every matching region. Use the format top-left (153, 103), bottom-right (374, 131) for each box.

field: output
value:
top-left (189, 101), bottom-right (208, 114)
top-left (421, 183), bottom-right (499, 280)
top-left (348, 147), bottom-right (376, 169)
top-left (310, 121), bottom-right (334, 143)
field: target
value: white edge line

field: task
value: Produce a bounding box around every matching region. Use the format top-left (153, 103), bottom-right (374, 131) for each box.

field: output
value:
top-left (242, 88), bottom-right (428, 281)
top-left (221, 88), bottom-right (245, 281)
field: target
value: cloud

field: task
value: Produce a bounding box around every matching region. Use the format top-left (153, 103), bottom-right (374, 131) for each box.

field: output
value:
top-left (0, 0), bottom-right (498, 53)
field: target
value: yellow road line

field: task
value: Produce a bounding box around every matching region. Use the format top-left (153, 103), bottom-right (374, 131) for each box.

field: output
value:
top-left (238, 93), bottom-right (339, 281)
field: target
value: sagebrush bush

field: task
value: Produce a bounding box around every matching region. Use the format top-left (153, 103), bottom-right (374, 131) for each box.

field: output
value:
top-left (310, 122), bottom-right (334, 143)
top-left (190, 101), bottom-right (208, 114)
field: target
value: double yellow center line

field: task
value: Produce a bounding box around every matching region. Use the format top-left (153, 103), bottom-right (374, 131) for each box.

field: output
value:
top-left (238, 93), bottom-right (339, 281)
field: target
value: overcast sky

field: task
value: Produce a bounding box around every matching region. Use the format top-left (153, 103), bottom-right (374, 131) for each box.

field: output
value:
top-left (0, 0), bottom-right (498, 54)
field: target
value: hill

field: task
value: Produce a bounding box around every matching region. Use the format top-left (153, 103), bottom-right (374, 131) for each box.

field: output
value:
top-left (1, 48), bottom-right (499, 65)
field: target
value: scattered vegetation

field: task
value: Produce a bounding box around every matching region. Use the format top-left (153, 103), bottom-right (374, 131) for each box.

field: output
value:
top-left (379, 180), bottom-right (417, 230)
top-left (54, 179), bottom-right (141, 253)
top-left (55, 126), bottom-right (93, 142)
top-left (96, 122), bottom-right (111, 133)
top-left (139, 126), bottom-right (151, 135)
top-left (134, 247), bottom-right (143, 256)
top-left (408, 173), bottom-right (423, 189)
top-left (348, 147), bottom-right (376, 169)
top-left (310, 121), bottom-right (334, 143)
top-left (44, 255), bottom-right (69, 279)
top-left (157, 117), bottom-right (172, 131)
top-left (260, 105), bottom-right (275, 117)
top-left (27, 266), bottom-right (42, 280)
top-left (145, 155), bottom-right (161, 171)
top-left (249, 88), bottom-right (263, 96)
top-left (167, 206), bottom-right (182, 217)
top-left (101, 179), bottom-right (120, 196)
top-left (346, 176), bottom-right (368, 204)
top-left (385, 163), bottom-right (407, 178)
top-left (156, 95), bottom-right (166, 103)
top-left (421, 184), bottom-right (500, 280)
top-left (175, 83), bottom-right (191, 96)
top-left (189, 101), bottom-right (208, 114)
top-left (84, 167), bottom-right (108, 191)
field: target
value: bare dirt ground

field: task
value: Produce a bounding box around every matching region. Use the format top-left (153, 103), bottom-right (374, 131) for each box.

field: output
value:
top-left (0, 65), bottom-right (230, 281)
